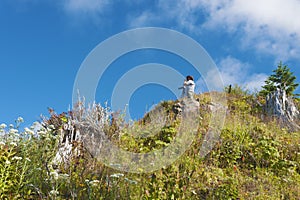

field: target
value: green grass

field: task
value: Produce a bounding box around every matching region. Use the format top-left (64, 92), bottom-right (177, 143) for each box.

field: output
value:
top-left (0, 91), bottom-right (299, 199)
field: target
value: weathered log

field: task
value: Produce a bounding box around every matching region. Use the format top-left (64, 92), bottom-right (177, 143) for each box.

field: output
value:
top-left (264, 88), bottom-right (299, 128)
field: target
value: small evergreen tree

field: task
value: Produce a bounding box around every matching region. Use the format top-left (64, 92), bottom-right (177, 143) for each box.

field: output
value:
top-left (260, 62), bottom-right (299, 97)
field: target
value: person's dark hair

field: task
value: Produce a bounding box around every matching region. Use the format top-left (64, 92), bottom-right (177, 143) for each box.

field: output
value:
top-left (186, 75), bottom-right (194, 81)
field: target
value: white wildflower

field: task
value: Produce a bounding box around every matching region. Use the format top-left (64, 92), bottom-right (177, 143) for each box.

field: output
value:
top-left (33, 121), bottom-right (40, 126)
top-left (25, 158), bottom-right (31, 162)
top-left (37, 130), bottom-right (46, 136)
top-left (89, 180), bottom-right (100, 186)
top-left (5, 160), bottom-right (11, 165)
top-left (124, 178), bottom-right (138, 184)
top-left (10, 142), bottom-right (17, 147)
top-left (12, 156), bottom-right (22, 161)
top-left (24, 127), bottom-right (34, 135)
top-left (49, 190), bottom-right (59, 196)
top-left (110, 173), bottom-right (124, 178)
top-left (0, 141), bottom-right (5, 146)
top-left (17, 117), bottom-right (24, 123)
top-left (9, 124), bottom-right (14, 128)
top-left (9, 128), bottom-right (18, 134)
top-left (85, 179), bottom-right (90, 183)
top-left (50, 171), bottom-right (59, 180)
top-left (48, 125), bottom-right (55, 130)
top-left (0, 123), bottom-right (7, 129)
top-left (59, 174), bottom-right (69, 179)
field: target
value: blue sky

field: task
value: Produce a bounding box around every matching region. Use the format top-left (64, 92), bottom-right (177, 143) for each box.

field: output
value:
top-left (1, 0), bottom-right (300, 127)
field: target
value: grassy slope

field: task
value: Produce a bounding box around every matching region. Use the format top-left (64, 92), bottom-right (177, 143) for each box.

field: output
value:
top-left (118, 91), bottom-right (300, 199)
top-left (0, 91), bottom-right (299, 199)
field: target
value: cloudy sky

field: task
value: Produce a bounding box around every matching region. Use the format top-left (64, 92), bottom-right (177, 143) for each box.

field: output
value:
top-left (1, 0), bottom-right (300, 125)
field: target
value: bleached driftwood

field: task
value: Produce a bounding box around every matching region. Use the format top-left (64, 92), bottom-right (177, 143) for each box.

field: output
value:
top-left (264, 88), bottom-right (299, 128)
top-left (51, 102), bottom-right (110, 168)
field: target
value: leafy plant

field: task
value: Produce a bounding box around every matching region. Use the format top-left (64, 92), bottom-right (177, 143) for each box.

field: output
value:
top-left (260, 62), bottom-right (299, 97)
top-left (1, 88), bottom-right (300, 199)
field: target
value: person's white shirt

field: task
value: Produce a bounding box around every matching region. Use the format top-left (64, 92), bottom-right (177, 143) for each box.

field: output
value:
top-left (179, 81), bottom-right (187, 98)
top-left (185, 80), bottom-right (195, 98)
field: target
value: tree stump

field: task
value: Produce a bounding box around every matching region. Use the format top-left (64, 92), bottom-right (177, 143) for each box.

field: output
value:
top-left (264, 88), bottom-right (299, 128)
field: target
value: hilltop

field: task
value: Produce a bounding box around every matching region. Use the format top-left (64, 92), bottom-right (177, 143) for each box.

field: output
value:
top-left (0, 88), bottom-right (300, 199)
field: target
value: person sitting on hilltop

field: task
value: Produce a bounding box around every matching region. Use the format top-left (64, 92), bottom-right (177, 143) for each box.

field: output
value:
top-left (179, 75), bottom-right (195, 99)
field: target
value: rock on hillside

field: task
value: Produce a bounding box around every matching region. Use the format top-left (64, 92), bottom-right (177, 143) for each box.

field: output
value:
top-left (264, 88), bottom-right (299, 128)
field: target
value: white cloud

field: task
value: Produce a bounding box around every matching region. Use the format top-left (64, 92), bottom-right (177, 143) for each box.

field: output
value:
top-left (156, 0), bottom-right (202, 32)
top-left (63, 0), bottom-right (109, 14)
top-left (197, 56), bottom-right (268, 92)
top-left (196, 0), bottom-right (300, 60)
top-left (127, 0), bottom-right (203, 32)
top-left (128, 0), bottom-right (300, 61)
top-left (128, 11), bottom-right (159, 28)
top-left (245, 74), bottom-right (268, 92)
top-left (205, 0), bottom-right (300, 33)
top-left (219, 56), bottom-right (268, 92)
top-left (217, 56), bottom-right (251, 85)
